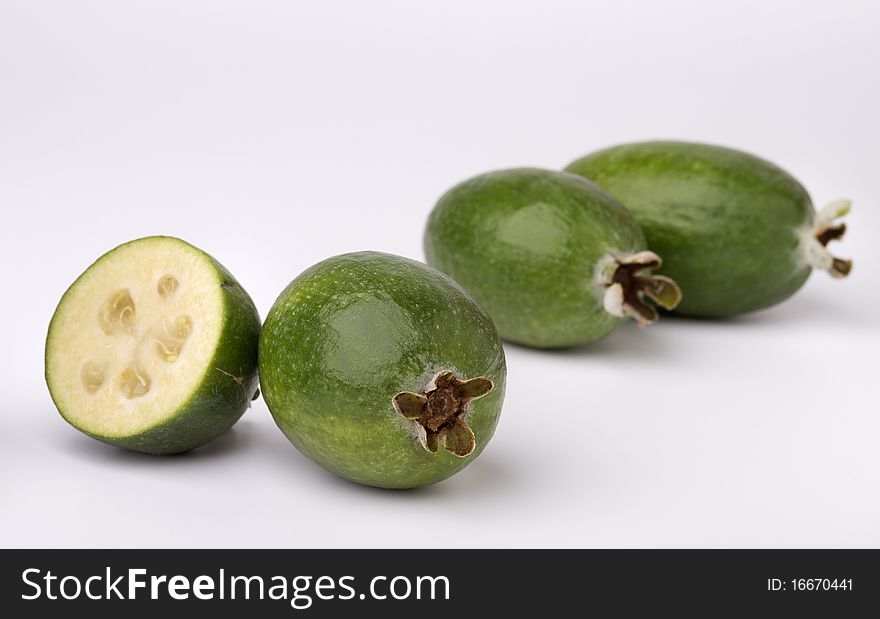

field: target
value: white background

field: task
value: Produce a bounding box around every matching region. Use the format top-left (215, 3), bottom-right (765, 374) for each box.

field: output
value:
top-left (1, 0), bottom-right (877, 548)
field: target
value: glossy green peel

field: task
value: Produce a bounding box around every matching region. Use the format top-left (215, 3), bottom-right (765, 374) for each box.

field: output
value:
top-left (423, 168), bottom-right (681, 348)
top-left (565, 141), bottom-right (853, 317)
top-left (45, 236), bottom-right (261, 455)
top-left (259, 251), bottom-right (506, 489)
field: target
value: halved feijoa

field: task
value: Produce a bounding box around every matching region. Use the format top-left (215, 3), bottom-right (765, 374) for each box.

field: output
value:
top-left (259, 251), bottom-right (506, 489)
top-left (45, 236), bottom-right (260, 454)
top-left (565, 141), bottom-right (853, 317)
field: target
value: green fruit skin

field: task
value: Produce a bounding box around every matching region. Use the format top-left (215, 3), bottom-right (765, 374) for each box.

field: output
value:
top-left (259, 252), bottom-right (506, 489)
top-left (423, 168), bottom-right (648, 348)
top-left (45, 236), bottom-right (261, 455)
top-left (565, 141), bottom-right (815, 317)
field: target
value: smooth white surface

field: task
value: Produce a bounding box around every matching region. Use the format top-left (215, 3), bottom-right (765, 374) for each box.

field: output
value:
top-left (1, 0), bottom-right (877, 548)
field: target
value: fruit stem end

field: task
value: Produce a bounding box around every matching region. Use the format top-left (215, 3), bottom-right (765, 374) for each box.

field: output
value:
top-left (599, 251), bottom-right (682, 325)
top-left (803, 199), bottom-right (853, 278)
top-left (392, 371), bottom-right (493, 458)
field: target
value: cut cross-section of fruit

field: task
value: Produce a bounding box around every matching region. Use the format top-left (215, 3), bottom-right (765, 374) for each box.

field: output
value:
top-left (45, 236), bottom-right (261, 454)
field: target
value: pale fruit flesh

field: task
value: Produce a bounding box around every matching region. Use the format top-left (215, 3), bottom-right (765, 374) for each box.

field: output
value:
top-left (46, 239), bottom-right (225, 439)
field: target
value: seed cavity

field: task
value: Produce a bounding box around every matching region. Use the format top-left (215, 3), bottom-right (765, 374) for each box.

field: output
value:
top-left (80, 361), bottom-right (106, 394)
top-left (155, 314), bottom-right (193, 363)
top-left (170, 315), bottom-right (193, 339)
top-left (119, 364), bottom-right (151, 399)
top-left (98, 289), bottom-right (136, 335)
top-left (157, 275), bottom-right (179, 297)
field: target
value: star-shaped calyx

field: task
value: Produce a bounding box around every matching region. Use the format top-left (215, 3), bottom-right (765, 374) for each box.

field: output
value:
top-left (807, 199), bottom-right (853, 278)
top-left (601, 251), bottom-right (682, 325)
top-left (392, 371), bottom-right (494, 458)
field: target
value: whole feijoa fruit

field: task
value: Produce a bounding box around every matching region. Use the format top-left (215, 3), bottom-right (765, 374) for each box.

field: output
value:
top-left (259, 252), bottom-right (506, 489)
top-left (423, 168), bottom-right (682, 348)
top-left (45, 236), bottom-right (261, 455)
top-left (565, 141), bottom-right (853, 317)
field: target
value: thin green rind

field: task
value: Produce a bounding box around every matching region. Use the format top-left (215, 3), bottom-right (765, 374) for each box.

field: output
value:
top-left (565, 141), bottom-right (814, 317)
top-left (45, 236), bottom-right (261, 455)
top-left (424, 168), bottom-right (647, 348)
top-left (259, 251), bottom-right (506, 489)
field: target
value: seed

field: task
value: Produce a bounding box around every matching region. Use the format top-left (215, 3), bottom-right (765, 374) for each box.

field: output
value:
top-left (157, 275), bottom-right (179, 297)
top-left (80, 361), bottom-right (106, 393)
top-left (119, 364), bottom-right (151, 399)
top-left (155, 337), bottom-right (181, 363)
top-left (98, 289), bottom-right (136, 335)
top-left (172, 315), bottom-right (193, 340)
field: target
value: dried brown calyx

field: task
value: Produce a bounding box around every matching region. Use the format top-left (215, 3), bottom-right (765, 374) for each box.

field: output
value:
top-left (599, 251), bottom-right (682, 325)
top-left (392, 371), bottom-right (494, 458)
top-left (805, 199), bottom-right (853, 278)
